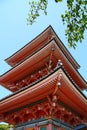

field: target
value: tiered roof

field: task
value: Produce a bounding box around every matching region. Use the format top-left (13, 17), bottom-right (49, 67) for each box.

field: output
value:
top-left (5, 26), bottom-right (79, 68)
top-left (0, 26), bottom-right (87, 125)
top-left (0, 26), bottom-right (87, 92)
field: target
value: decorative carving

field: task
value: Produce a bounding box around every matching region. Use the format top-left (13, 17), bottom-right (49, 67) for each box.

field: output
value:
top-left (1, 100), bottom-right (87, 126)
top-left (57, 60), bottom-right (63, 67)
top-left (9, 55), bottom-right (57, 92)
top-left (8, 53), bottom-right (58, 92)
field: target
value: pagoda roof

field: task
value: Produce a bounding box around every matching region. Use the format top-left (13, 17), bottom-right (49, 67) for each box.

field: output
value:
top-left (5, 25), bottom-right (80, 70)
top-left (0, 38), bottom-right (87, 91)
top-left (0, 67), bottom-right (87, 119)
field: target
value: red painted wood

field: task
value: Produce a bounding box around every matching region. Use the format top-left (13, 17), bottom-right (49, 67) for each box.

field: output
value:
top-left (47, 124), bottom-right (53, 130)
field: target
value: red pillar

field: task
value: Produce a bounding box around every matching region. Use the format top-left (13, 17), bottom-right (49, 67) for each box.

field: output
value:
top-left (47, 124), bottom-right (53, 130)
top-left (35, 126), bottom-right (39, 130)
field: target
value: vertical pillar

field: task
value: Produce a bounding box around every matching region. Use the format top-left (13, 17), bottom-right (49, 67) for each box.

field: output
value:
top-left (35, 126), bottom-right (39, 130)
top-left (47, 124), bottom-right (53, 130)
top-left (35, 123), bottom-right (39, 130)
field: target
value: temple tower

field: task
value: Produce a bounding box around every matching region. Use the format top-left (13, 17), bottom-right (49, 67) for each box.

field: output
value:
top-left (0, 26), bottom-right (87, 130)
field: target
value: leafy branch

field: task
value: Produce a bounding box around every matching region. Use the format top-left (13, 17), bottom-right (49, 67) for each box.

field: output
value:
top-left (61, 0), bottom-right (87, 48)
top-left (27, 0), bottom-right (87, 49)
top-left (27, 0), bottom-right (48, 25)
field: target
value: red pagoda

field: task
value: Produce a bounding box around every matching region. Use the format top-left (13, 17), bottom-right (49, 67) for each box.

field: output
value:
top-left (0, 26), bottom-right (87, 130)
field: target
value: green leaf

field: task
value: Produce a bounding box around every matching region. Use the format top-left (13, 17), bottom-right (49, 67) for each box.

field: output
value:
top-left (27, 0), bottom-right (87, 48)
top-left (55, 0), bottom-right (62, 2)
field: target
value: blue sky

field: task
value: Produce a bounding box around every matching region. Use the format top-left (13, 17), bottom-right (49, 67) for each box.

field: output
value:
top-left (0, 0), bottom-right (87, 99)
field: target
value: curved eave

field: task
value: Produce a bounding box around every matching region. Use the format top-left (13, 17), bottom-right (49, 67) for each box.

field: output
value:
top-left (52, 39), bottom-right (87, 90)
top-left (0, 39), bottom-right (87, 91)
top-left (5, 26), bottom-right (52, 67)
top-left (0, 40), bottom-right (54, 89)
top-left (0, 68), bottom-right (87, 118)
top-left (50, 26), bottom-right (80, 70)
top-left (5, 25), bottom-right (80, 70)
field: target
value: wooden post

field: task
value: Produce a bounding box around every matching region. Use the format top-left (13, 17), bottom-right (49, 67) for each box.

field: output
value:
top-left (35, 126), bottom-right (39, 130)
top-left (47, 124), bottom-right (53, 130)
